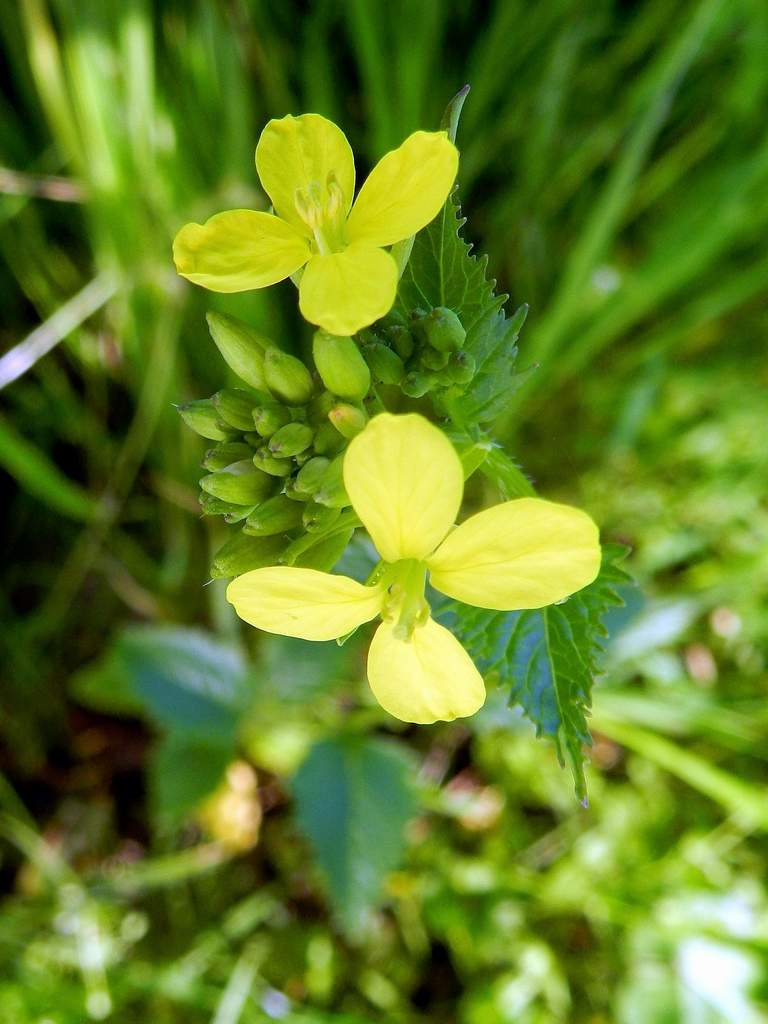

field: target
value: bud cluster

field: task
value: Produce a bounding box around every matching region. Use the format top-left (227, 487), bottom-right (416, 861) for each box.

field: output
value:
top-left (178, 305), bottom-right (475, 578)
top-left (360, 306), bottom-right (474, 399)
top-left (177, 313), bottom-right (378, 578)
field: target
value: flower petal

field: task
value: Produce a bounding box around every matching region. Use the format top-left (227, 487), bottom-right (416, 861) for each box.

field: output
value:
top-left (173, 210), bottom-right (310, 292)
top-left (226, 566), bottom-right (383, 641)
top-left (346, 131), bottom-right (458, 247)
top-left (255, 113), bottom-right (355, 234)
top-left (428, 497), bottom-right (601, 610)
top-left (367, 617), bottom-right (485, 724)
top-left (343, 413), bottom-right (463, 563)
top-left (298, 244), bottom-right (397, 335)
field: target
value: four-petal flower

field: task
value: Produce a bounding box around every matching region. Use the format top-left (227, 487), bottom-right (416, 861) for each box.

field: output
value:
top-left (227, 414), bottom-right (602, 724)
top-left (173, 114), bottom-right (458, 335)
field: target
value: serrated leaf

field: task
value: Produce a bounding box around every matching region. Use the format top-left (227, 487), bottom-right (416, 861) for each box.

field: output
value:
top-left (293, 735), bottom-right (416, 934)
top-left (395, 187), bottom-right (526, 426)
top-left (438, 545), bottom-right (632, 801)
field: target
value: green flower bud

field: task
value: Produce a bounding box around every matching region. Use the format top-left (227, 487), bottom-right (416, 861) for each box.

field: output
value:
top-left (202, 442), bottom-right (253, 471)
top-left (294, 529), bottom-right (353, 571)
top-left (294, 449), bottom-right (313, 467)
top-left (446, 349), bottom-right (476, 384)
top-left (312, 330), bottom-right (370, 401)
top-left (283, 476), bottom-right (312, 502)
top-left (295, 456), bottom-right (331, 495)
top-left (212, 388), bottom-right (257, 431)
top-left (223, 505), bottom-right (259, 524)
top-left (263, 348), bottom-right (314, 405)
top-left (199, 492), bottom-right (241, 517)
top-left (200, 461), bottom-right (275, 505)
top-left (268, 422), bottom-right (314, 457)
top-left (252, 447), bottom-right (293, 477)
top-left (313, 455), bottom-right (349, 509)
top-left (177, 399), bottom-right (236, 441)
top-left (420, 306), bottom-right (466, 352)
top-left (313, 420), bottom-right (346, 456)
top-left (308, 389), bottom-right (335, 423)
top-left (243, 431), bottom-right (263, 447)
top-left (328, 402), bottom-right (367, 439)
top-left (365, 341), bottom-right (405, 384)
top-left (419, 345), bottom-right (449, 371)
top-left (244, 494), bottom-right (304, 536)
top-left (387, 324), bottom-right (415, 361)
top-left (210, 530), bottom-right (285, 579)
top-left (252, 400), bottom-right (292, 438)
top-left (206, 312), bottom-right (272, 390)
top-left (401, 369), bottom-right (436, 398)
top-left (302, 501), bottom-right (341, 533)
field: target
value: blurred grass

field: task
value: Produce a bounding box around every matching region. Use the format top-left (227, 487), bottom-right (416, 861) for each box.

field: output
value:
top-left (1, 0), bottom-right (768, 1021)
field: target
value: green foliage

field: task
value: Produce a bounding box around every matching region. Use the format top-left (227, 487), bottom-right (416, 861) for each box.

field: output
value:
top-left (4, 0), bottom-right (768, 1019)
top-left (396, 187), bottom-right (527, 428)
top-left (293, 735), bottom-right (417, 933)
top-left (440, 546), bottom-right (632, 800)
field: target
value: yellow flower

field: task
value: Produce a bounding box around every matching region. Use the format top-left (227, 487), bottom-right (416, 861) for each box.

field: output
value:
top-left (173, 114), bottom-right (459, 336)
top-left (227, 414), bottom-right (601, 724)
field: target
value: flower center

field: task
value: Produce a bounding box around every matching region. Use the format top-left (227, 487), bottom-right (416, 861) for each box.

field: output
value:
top-left (294, 173), bottom-right (347, 255)
top-left (380, 559), bottom-right (429, 641)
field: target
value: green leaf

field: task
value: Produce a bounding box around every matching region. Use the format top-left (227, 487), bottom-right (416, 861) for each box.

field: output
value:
top-left (292, 735), bottom-right (417, 934)
top-left (439, 545), bottom-right (632, 801)
top-left (395, 187), bottom-right (527, 427)
top-left (115, 626), bottom-right (249, 743)
top-left (149, 732), bottom-right (232, 828)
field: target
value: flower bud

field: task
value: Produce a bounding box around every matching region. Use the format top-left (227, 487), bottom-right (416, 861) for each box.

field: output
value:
top-left (313, 421), bottom-right (345, 456)
top-left (419, 307), bottom-right (466, 352)
top-left (243, 431), bottom-right (263, 447)
top-left (212, 388), bottom-right (258, 431)
top-left (268, 422), bottom-right (314, 457)
top-left (177, 399), bottom-right (236, 441)
top-left (202, 442), bottom-right (253, 471)
top-left (294, 529), bottom-right (353, 571)
top-left (313, 455), bottom-right (349, 508)
top-left (387, 324), bottom-right (415, 361)
top-left (263, 348), bottom-right (314, 405)
top-left (283, 476), bottom-right (312, 502)
top-left (244, 494), bottom-right (304, 536)
top-left (302, 501), bottom-right (341, 533)
top-left (199, 492), bottom-right (241, 517)
top-left (210, 531), bottom-right (285, 579)
top-left (312, 330), bottom-right (370, 401)
top-left (295, 456), bottom-right (331, 495)
top-left (252, 401), bottom-right (292, 438)
top-left (364, 341), bottom-right (405, 385)
top-left (252, 447), bottom-right (293, 477)
top-left (206, 312), bottom-right (272, 390)
top-left (200, 461), bottom-right (275, 505)
top-left (401, 369), bottom-right (436, 398)
top-left (308, 389), bottom-right (335, 423)
top-left (419, 345), bottom-right (449, 371)
top-left (446, 349), bottom-right (476, 384)
top-left (328, 403), bottom-right (367, 439)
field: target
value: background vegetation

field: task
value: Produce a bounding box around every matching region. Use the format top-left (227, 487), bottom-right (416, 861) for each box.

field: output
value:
top-left (1, 1), bottom-right (767, 1021)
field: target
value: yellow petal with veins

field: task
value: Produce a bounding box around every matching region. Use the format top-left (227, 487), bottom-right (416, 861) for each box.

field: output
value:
top-left (343, 413), bottom-right (464, 563)
top-left (346, 131), bottom-right (458, 247)
top-left (428, 497), bottom-right (601, 610)
top-left (367, 617), bottom-right (485, 724)
top-left (255, 114), bottom-right (355, 235)
top-left (227, 567), bottom-right (384, 641)
top-left (298, 244), bottom-right (397, 335)
top-left (173, 210), bottom-right (310, 292)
